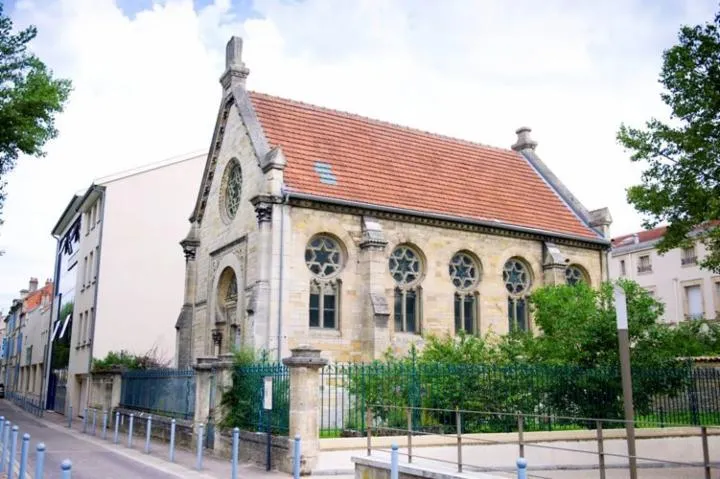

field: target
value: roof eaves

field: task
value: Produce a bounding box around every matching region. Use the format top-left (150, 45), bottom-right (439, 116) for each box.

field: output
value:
top-left (519, 150), bottom-right (602, 239)
top-left (610, 239), bottom-right (661, 256)
top-left (288, 191), bottom-right (611, 247)
top-left (50, 195), bottom-right (84, 237)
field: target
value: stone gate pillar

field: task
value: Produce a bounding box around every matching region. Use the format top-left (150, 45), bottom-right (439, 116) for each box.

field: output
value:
top-left (282, 346), bottom-right (328, 475)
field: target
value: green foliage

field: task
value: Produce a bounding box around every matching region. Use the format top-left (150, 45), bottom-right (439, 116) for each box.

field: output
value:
top-left (0, 5), bottom-right (72, 222)
top-left (348, 280), bottom-right (716, 430)
top-left (219, 348), bottom-right (258, 429)
top-left (616, 10), bottom-right (720, 272)
top-left (92, 348), bottom-right (169, 371)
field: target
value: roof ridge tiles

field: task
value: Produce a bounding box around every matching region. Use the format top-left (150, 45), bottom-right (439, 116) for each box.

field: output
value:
top-left (248, 90), bottom-right (517, 156)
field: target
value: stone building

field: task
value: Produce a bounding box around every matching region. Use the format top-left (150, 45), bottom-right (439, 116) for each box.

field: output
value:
top-left (175, 36), bottom-right (613, 366)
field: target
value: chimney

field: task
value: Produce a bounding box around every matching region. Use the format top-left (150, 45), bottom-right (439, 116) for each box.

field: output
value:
top-left (219, 36), bottom-right (250, 92)
top-left (19, 289), bottom-right (29, 300)
top-left (511, 126), bottom-right (538, 151)
top-left (28, 277), bottom-right (38, 293)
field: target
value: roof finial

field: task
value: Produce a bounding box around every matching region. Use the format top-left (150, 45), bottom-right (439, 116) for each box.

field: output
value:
top-left (511, 126), bottom-right (538, 151)
top-left (220, 36), bottom-right (250, 91)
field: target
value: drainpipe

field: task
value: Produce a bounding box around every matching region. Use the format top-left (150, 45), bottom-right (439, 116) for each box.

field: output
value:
top-left (276, 186), bottom-right (290, 362)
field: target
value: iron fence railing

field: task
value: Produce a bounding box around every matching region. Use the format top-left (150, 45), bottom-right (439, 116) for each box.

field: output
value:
top-left (119, 368), bottom-right (196, 420)
top-left (318, 362), bottom-right (720, 437)
top-left (365, 404), bottom-right (719, 479)
top-left (227, 362), bottom-right (289, 435)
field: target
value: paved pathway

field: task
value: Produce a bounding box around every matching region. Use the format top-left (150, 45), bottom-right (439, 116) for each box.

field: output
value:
top-left (0, 400), bottom-right (288, 479)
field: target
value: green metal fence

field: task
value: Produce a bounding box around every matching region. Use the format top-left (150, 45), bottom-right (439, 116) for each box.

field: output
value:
top-left (318, 362), bottom-right (720, 437)
top-left (120, 368), bottom-right (196, 419)
top-left (231, 362), bottom-right (290, 435)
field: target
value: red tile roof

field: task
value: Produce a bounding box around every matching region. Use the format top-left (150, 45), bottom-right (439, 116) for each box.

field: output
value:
top-left (611, 226), bottom-right (668, 247)
top-left (23, 282), bottom-right (53, 313)
top-left (249, 92), bottom-right (600, 240)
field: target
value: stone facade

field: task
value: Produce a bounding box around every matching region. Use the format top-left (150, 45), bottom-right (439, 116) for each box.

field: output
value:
top-left (175, 36), bottom-right (612, 368)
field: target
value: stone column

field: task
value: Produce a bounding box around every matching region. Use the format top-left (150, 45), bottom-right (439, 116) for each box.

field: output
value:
top-left (193, 357), bottom-right (217, 428)
top-left (358, 217), bottom-right (390, 361)
top-left (251, 196), bottom-right (275, 353)
top-left (542, 241), bottom-right (568, 286)
top-left (282, 346), bottom-right (328, 474)
top-left (177, 223), bottom-right (200, 368)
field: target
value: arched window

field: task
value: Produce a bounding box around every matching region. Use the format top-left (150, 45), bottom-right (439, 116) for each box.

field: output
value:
top-left (565, 264), bottom-right (588, 286)
top-left (306, 235), bottom-right (344, 329)
top-left (449, 252), bottom-right (480, 335)
top-left (503, 258), bottom-right (531, 332)
top-left (389, 245), bottom-right (424, 334)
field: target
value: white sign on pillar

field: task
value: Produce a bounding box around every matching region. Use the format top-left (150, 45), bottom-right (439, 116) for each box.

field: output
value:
top-left (263, 376), bottom-right (273, 410)
top-left (614, 285), bottom-right (628, 331)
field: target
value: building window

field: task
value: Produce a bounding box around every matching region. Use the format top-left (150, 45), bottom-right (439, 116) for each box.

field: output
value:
top-left (504, 258), bottom-right (531, 332)
top-left (565, 265), bottom-right (588, 286)
top-left (221, 160), bottom-right (243, 221)
top-left (620, 259), bottom-right (626, 276)
top-left (714, 279), bottom-right (720, 318)
top-left (684, 284), bottom-right (704, 320)
top-left (681, 246), bottom-right (697, 266)
top-left (637, 255), bottom-right (652, 273)
top-left (305, 235), bottom-right (344, 329)
top-left (96, 198), bottom-right (102, 224)
top-left (449, 252), bottom-right (480, 334)
top-left (390, 245), bottom-right (424, 333)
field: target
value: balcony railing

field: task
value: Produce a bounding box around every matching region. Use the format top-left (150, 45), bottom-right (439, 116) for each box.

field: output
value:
top-left (637, 265), bottom-right (653, 273)
top-left (681, 256), bottom-right (698, 266)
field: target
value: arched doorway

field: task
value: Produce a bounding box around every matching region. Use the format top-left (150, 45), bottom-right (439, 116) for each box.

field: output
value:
top-left (215, 267), bottom-right (238, 355)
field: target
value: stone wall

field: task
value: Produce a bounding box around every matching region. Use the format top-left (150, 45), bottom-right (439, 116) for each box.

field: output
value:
top-left (213, 430), bottom-right (290, 471)
top-left (352, 456), bottom-right (506, 479)
top-left (283, 207), bottom-right (605, 362)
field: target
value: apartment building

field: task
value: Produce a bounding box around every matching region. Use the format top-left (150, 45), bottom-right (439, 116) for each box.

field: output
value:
top-left (609, 225), bottom-right (720, 323)
top-left (0, 278), bottom-right (53, 398)
top-left (47, 151), bottom-right (205, 415)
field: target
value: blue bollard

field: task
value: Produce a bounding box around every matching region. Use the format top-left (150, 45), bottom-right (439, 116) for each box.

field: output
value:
top-left (293, 434), bottom-right (301, 479)
top-left (18, 433), bottom-right (29, 479)
top-left (60, 459), bottom-right (72, 478)
top-left (102, 410), bottom-right (108, 440)
top-left (68, 406), bottom-right (73, 428)
top-left (92, 409), bottom-right (97, 436)
top-left (82, 408), bottom-right (87, 434)
top-left (1, 420), bottom-right (10, 473)
top-left (9, 425), bottom-right (18, 479)
top-left (35, 443), bottom-right (45, 479)
top-left (169, 419), bottom-right (176, 463)
top-left (390, 443), bottom-right (399, 479)
top-left (517, 457), bottom-right (528, 479)
top-left (128, 414), bottom-right (134, 448)
top-left (196, 423), bottom-right (204, 471)
top-left (114, 412), bottom-right (120, 444)
top-left (232, 427), bottom-right (239, 479)
top-left (144, 415), bottom-right (152, 454)
top-left (0, 416), bottom-right (4, 443)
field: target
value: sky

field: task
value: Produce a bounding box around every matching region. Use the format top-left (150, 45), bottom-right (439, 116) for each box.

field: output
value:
top-left (0, 0), bottom-right (717, 311)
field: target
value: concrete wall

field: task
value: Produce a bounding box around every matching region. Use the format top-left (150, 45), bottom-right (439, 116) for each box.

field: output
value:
top-left (610, 241), bottom-right (720, 323)
top-left (94, 154), bottom-right (205, 364)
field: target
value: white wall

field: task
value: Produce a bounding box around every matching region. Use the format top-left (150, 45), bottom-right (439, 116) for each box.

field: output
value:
top-left (94, 155), bottom-right (205, 365)
top-left (609, 241), bottom-right (720, 323)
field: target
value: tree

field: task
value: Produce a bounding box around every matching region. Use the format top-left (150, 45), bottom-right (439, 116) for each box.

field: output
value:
top-left (617, 11), bottom-right (720, 272)
top-left (0, 4), bottom-right (71, 224)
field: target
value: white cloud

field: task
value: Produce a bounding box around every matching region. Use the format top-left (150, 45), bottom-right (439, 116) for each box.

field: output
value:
top-left (0, 0), bottom-right (717, 309)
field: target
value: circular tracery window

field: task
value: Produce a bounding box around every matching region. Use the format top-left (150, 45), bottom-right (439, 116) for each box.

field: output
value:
top-left (449, 253), bottom-right (480, 290)
top-left (565, 265), bottom-right (586, 286)
top-left (503, 258), bottom-right (530, 295)
top-left (389, 246), bottom-right (422, 286)
top-left (223, 161), bottom-right (242, 220)
top-left (305, 235), bottom-right (343, 278)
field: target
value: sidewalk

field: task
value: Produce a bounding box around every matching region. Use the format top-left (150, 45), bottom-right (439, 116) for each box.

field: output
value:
top-left (0, 400), bottom-right (289, 479)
